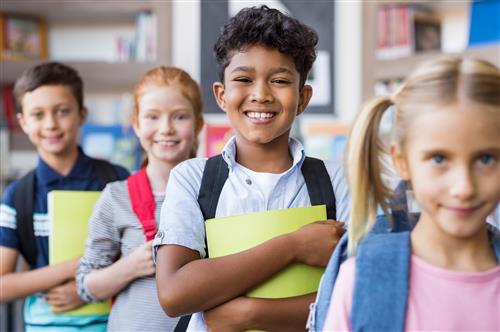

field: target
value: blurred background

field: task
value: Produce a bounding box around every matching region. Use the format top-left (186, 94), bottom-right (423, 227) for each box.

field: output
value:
top-left (0, 0), bottom-right (499, 330)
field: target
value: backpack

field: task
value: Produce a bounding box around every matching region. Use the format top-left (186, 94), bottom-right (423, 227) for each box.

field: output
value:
top-left (13, 158), bottom-right (119, 268)
top-left (309, 182), bottom-right (500, 331)
top-left (197, 154), bottom-right (337, 230)
top-left (126, 168), bottom-right (191, 332)
top-left (192, 154), bottom-right (337, 329)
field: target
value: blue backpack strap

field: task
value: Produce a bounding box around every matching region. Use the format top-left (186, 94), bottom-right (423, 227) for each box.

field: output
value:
top-left (351, 231), bottom-right (411, 332)
top-left (301, 157), bottom-right (336, 220)
top-left (14, 170), bottom-right (38, 267)
top-left (309, 233), bottom-right (348, 331)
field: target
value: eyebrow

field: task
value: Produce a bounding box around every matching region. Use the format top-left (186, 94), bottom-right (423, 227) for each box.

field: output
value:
top-left (230, 66), bottom-right (294, 75)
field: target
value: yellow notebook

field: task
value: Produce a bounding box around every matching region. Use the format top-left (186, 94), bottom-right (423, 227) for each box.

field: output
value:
top-left (206, 205), bottom-right (326, 298)
top-left (48, 190), bottom-right (111, 316)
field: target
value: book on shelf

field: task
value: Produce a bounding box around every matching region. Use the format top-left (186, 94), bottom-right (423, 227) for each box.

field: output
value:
top-left (468, 0), bottom-right (500, 47)
top-left (0, 14), bottom-right (47, 61)
top-left (48, 190), bottom-right (111, 315)
top-left (1, 85), bottom-right (19, 131)
top-left (376, 4), bottom-right (440, 60)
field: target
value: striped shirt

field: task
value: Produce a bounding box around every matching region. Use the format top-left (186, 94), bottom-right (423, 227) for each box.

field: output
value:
top-left (76, 180), bottom-right (179, 331)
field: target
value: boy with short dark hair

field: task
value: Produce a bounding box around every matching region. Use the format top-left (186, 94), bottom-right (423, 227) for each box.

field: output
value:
top-left (154, 6), bottom-right (349, 331)
top-left (0, 62), bottom-right (129, 331)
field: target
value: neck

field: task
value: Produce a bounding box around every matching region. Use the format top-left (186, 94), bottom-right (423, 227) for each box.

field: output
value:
top-left (145, 159), bottom-right (175, 193)
top-left (38, 146), bottom-right (79, 176)
top-left (235, 134), bottom-right (293, 173)
top-left (411, 213), bottom-right (497, 272)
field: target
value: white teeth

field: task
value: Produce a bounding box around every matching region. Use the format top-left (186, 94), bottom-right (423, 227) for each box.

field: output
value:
top-left (157, 140), bottom-right (178, 146)
top-left (246, 112), bottom-right (275, 119)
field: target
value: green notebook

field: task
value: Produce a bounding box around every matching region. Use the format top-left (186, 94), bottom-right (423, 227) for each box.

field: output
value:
top-left (206, 205), bottom-right (326, 299)
top-left (48, 190), bottom-right (111, 316)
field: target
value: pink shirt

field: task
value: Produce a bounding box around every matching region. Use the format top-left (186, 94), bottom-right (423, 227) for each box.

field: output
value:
top-left (324, 256), bottom-right (500, 331)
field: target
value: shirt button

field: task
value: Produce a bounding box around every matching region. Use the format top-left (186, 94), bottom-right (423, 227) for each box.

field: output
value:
top-left (245, 178), bottom-right (252, 185)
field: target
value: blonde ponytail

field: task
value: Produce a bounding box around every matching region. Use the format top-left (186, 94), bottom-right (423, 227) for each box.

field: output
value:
top-left (346, 96), bottom-right (393, 255)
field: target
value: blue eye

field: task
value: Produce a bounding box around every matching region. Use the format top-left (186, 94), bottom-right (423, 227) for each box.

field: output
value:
top-left (431, 155), bottom-right (446, 164)
top-left (478, 154), bottom-right (495, 166)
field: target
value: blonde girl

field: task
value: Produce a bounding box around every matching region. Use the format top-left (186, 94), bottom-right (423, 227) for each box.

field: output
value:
top-left (76, 67), bottom-right (204, 331)
top-left (324, 57), bottom-right (499, 331)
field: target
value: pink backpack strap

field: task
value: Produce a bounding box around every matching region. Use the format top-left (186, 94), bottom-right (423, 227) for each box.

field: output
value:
top-left (127, 168), bottom-right (156, 241)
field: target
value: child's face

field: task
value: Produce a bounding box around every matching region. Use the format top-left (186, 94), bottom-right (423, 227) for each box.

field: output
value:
top-left (17, 85), bottom-right (86, 160)
top-left (393, 104), bottom-right (499, 239)
top-left (134, 86), bottom-right (196, 166)
top-left (213, 44), bottom-right (312, 147)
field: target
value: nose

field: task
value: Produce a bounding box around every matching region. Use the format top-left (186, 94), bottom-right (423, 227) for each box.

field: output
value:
top-left (159, 116), bottom-right (175, 135)
top-left (449, 166), bottom-right (476, 200)
top-left (250, 81), bottom-right (273, 103)
top-left (44, 113), bottom-right (57, 130)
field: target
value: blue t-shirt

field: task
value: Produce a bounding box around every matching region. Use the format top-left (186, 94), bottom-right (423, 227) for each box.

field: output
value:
top-left (0, 148), bottom-right (128, 330)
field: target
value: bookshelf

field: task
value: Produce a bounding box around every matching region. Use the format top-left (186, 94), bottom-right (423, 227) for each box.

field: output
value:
top-left (1, 0), bottom-right (173, 178)
top-left (1, 0), bottom-right (172, 91)
top-left (362, 1), bottom-right (500, 100)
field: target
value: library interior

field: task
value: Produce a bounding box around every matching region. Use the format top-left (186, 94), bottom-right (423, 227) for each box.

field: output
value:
top-left (1, 0), bottom-right (499, 331)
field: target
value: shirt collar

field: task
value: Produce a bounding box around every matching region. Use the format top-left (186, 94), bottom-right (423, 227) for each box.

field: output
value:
top-left (35, 147), bottom-right (94, 185)
top-left (221, 136), bottom-right (306, 171)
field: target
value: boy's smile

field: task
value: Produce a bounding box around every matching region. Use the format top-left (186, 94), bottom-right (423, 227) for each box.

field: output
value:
top-left (17, 85), bottom-right (86, 161)
top-left (213, 45), bottom-right (312, 148)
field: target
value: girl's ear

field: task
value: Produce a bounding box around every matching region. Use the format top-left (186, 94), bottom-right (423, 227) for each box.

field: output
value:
top-left (132, 115), bottom-right (140, 136)
top-left (213, 82), bottom-right (227, 113)
top-left (391, 144), bottom-right (410, 180)
top-left (297, 85), bottom-right (313, 116)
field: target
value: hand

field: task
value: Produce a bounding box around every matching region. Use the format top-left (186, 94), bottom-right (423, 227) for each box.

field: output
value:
top-left (59, 257), bottom-right (81, 280)
top-left (204, 296), bottom-right (252, 332)
top-left (45, 279), bottom-right (85, 313)
top-left (289, 220), bottom-right (345, 267)
top-left (125, 240), bottom-right (155, 279)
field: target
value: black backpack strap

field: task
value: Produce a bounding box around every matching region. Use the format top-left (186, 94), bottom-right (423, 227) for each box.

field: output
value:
top-left (173, 315), bottom-right (191, 332)
top-left (92, 158), bottom-right (119, 186)
top-left (301, 157), bottom-right (336, 220)
top-left (197, 155), bottom-right (229, 221)
top-left (14, 170), bottom-right (38, 267)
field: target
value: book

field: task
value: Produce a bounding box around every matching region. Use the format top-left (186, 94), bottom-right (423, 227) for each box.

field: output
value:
top-left (48, 190), bottom-right (111, 316)
top-left (205, 205), bottom-right (327, 299)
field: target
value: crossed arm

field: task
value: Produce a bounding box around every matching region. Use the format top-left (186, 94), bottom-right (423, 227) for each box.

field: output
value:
top-left (156, 221), bottom-right (344, 331)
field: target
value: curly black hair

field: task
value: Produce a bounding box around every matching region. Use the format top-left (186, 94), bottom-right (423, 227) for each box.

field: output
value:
top-left (14, 62), bottom-right (84, 113)
top-left (214, 5), bottom-right (318, 89)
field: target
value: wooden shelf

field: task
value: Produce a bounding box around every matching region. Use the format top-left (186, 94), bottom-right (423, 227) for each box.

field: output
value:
top-left (373, 44), bottom-right (500, 80)
top-left (1, 60), bottom-right (162, 91)
top-left (362, 1), bottom-right (500, 100)
top-left (1, 0), bottom-right (165, 23)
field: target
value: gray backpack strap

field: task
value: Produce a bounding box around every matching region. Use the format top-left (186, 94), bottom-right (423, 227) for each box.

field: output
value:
top-left (351, 232), bottom-right (411, 331)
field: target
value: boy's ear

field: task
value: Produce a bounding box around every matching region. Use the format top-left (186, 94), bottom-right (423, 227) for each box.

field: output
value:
top-left (390, 144), bottom-right (410, 180)
top-left (213, 82), bottom-right (227, 113)
top-left (297, 85), bottom-right (313, 116)
top-left (79, 107), bottom-right (88, 126)
top-left (17, 112), bottom-right (29, 135)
